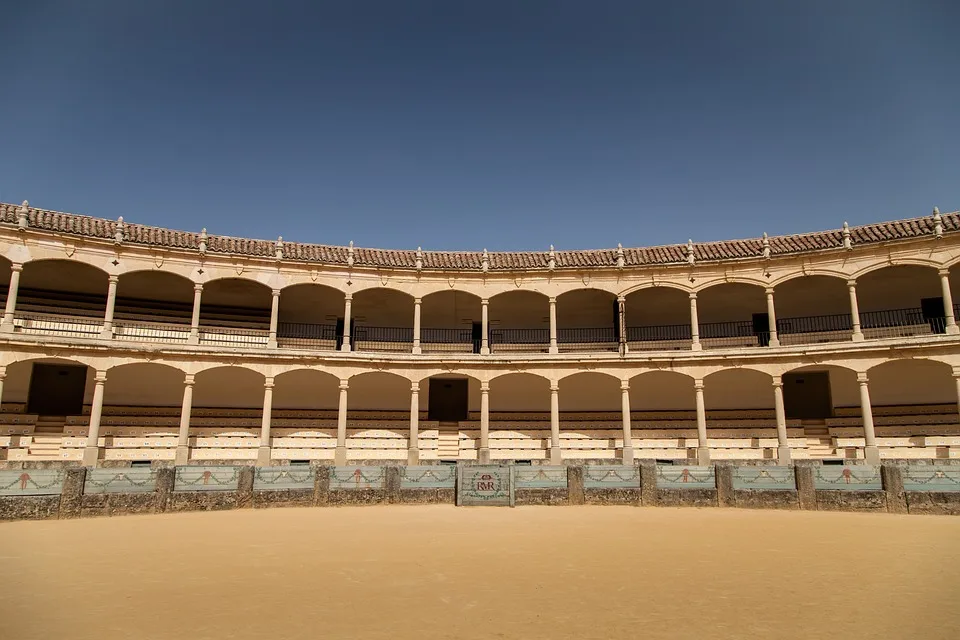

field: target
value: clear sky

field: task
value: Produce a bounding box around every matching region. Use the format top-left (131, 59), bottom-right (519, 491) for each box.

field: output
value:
top-left (1, 1), bottom-right (957, 251)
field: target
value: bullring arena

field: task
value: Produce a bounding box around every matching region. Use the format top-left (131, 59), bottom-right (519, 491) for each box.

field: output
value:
top-left (1, 201), bottom-right (959, 639)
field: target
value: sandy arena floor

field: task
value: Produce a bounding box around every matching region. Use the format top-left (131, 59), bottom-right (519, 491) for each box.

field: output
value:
top-left (1, 506), bottom-right (959, 640)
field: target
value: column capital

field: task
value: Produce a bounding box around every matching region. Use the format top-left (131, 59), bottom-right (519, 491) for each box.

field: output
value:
top-left (939, 268), bottom-right (951, 277)
top-left (846, 279), bottom-right (857, 288)
top-left (549, 381), bottom-right (560, 392)
top-left (952, 366), bottom-right (960, 379)
top-left (339, 380), bottom-right (349, 391)
top-left (94, 371), bottom-right (108, 384)
top-left (108, 274), bottom-right (120, 284)
top-left (548, 296), bottom-right (557, 304)
top-left (263, 377), bottom-right (275, 389)
top-left (617, 295), bottom-right (626, 303)
top-left (771, 375), bottom-right (782, 387)
top-left (694, 378), bottom-right (704, 390)
top-left (271, 288), bottom-right (281, 297)
top-left (764, 286), bottom-right (775, 296)
top-left (344, 292), bottom-right (353, 301)
top-left (410, 381), bottom-right (419, 393)
top-left (689, 292), bottom-right (698, 300)
top-left (183, 374), bottom-right (195, 386)
top-left (620, 380), bottom-right (630, 391)
top-left (10, 263), bottom-right (22, 273)
top-left (0, 367), bottom-right (6, 380)
top-left (413, 297), bottom-right (422, 305)
top-left (480, 380), bottom-right (490, 392)
top-left (194, 282), bottom-right (204, 292)
top-left (856, 372), bottom-right (869, 384)
top-left (481, 297), bottom-right (489, 306)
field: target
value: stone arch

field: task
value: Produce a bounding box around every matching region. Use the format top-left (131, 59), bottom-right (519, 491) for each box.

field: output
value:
top-left (489, 372), bottom-right (550, 412)
top-left (420, 372), bottom-right (484, 415)
top-left (488, 290), bottom-right (550, 352)
top-left (854, 264), bottom-right (942, 318)
top-left (555, 289), bottom-right (618, 350)
top-left (703, 368), bottom-right (773, 410)
top-left (277, 283), bottom-right (345, 325)
top-left (200, 277), bottom-right (272, 329)
top-left (17, 258), bottom-right (109, 317)
top-left (865, 358), bottom-right (955, 407)
top-left (273, 368), bottom-right (340, 410)
top-left (1, 357), bottom-right (95, 408)
top-left (695, 282), bottom-right (767, 347)
top-left (629, 370), bottom-right (695, 411)
top-left (103, 362), bottom-right (186, 407)
top-left (116, 269), bottom-right (195, 322)
top-left (780, 364), bottom-right (859, 414)
top-left (420, 290), bottom-right (482, 352)
top-left (558, 371), bottom-right (621, 412)
top-left (772, 274), bottom-right (852, 344)
top-left (193, 366), bottom-right (265, 409)
top-left (623, 286), bottom-right (692, 349)
top-left (347, 371), bottom-right (411, 412)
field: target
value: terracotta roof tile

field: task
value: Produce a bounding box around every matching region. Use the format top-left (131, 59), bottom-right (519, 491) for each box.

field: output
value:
top-left (2, 202), bottom-right (958, 271)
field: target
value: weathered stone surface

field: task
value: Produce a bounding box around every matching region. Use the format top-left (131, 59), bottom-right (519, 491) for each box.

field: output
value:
top-left (881, 465), bottom-right (908, 514)
top-left (905, 492), bottom-right (960, 516)
top-left (23, 460), bottom-right (80, 470)
top-left (0, 495), bottom-right (59, 520)
top-left (515, 488), bottom-right (567, 505)
top-left (168, 491), bottom-right (239, 512)
top-left (328, 489), bottom-right (389, 505)
top-left (237, 466), bottom-right (254, 509)
top-left (716, 465), bottom-right (735, 508)
top-left (795, 465), bottom-right (817, 511)
top-left (58, 467), bottom-right (87, 519)
top-left (567, 466), bottom-right (585, 505)
top-left (639, 461), bottom-right (657, 506)
top-left (656, 489), bottom-right (718, 507)
top-left (80, 492), bottom-right (158, 517)
top-left (314, 465), bottom-right (330, 505)
top-left (815, 490), bottom-right (887, 512)
top-left (385, 466), bottom-right (401, 503)
top-left (397, 488), bottom-right (456, 504)
top-left (733, 490), bottom-right (799, 510)
top-left (584, 487), bottom-right (641, 505)
top-left (155, 468), bottom-right (175, 513)
top-left (0, 461), bottom-right (24, 470)
top-left (252, 489), bottom-right (314, 509)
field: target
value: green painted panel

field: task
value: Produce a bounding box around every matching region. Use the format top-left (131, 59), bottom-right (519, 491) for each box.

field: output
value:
top-left (733, 466), bottom-right (796, 491)
top-left (902, 466), bottom-right (960, 492)
top-left (0, 469), bottom-right (64, 496)
top-left (457, 465), bottom-right (514, 506)
top-left (400, 465), bottom-right (456, 489)
top-left (175, 466), bottom-right (240, 492)
top-left (656, 465), bottom-right (715, 489)
top-left (814, 465), bottom-right (881, 490)
top-left (514, 466), bottom-right (567, 489)
top-left (254, 466), bottom-right (315, 491)
top-left (584, 465), bottom-right (640, 488)
top-left (330, 466), bottom-right (385, 490)
top-left (85, 468), bottom-right (158, 494)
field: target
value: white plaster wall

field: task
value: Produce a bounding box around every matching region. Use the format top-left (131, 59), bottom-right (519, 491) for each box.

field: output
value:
top-left (625, 287), bottom-right (689, 327)
top-left (273, 369), bottom-right (340, 409)
top-left (278, 284), bottom-right (344, 325)
top-left (559, 373), bottom-right (620, 411)
top-left (703, 369), bottom-right (774, 409)
top-left (774, 276), bottom-right (849, 318)
top-left (857, 266), bottom-right (940, 312)
top-left (489, 374), bottom-right (550, 411)
top-left (697, 283), bottom-right (765, 324)
top-left (103, 364), bottom-right (184, 406)
top-left (193, 367), bottom-right (265, 408)
top-left (349, 372), bottom-right (410, 410)
top-left (630, 372), bottom-right (695, 410)
top-left (352, 288), bottom-right (414, 328)
top-left (421, 291), bottom-right (481, 329)
top-left (557, 289), bottom-right (616, 329)
top-left (489, 291), bottom-right (549, 329)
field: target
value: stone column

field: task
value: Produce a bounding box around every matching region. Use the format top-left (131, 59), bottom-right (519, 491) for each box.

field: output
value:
top-left (548, 297), bottom-right (558, 354)
top-left (847, 280), bottom-right (863, 341)
top-left (480, 298), bottom-right (490, 354)
top-left (694, 378), bottom-right (710, 464)
top-left (412, 297), bottom-right (422, 354)
top-left (175, 374), bottom-right (195, 465)
top-left (257, 377), bottom-right (274, 465)
top-left (189, 283), bottom-right (203, 345)
top-left (408, 382), bottom-right (420, 465)
top-left (479, 381), bottom-right (490, 463)
top-left (939, 269), bottom-right (958, 334)
top-left (765, 287), bottom-right (780, 347)
top-left (0, 366), bottom-right (5, 409)
top-left (772, 375), bottom-right (791, 464)
top-left (335, 380), bottom-right (349, 464)
top-left (82, 371), bottom-right (108, 467)
top-left (858, 372), bottom-right (880, 465)
top-left (617, 295), bottom-right (628, 354)
top-left (620, 380), bottom-right (634, 464)
top-left (268, 289), bottom-right (280, 348)
top-left (1, 263), bottom-right (22, 331)
top-left (100, 275), bottom-right (119, 339)
top-left (689, 292), bottom-right (701, 350)
top-left (881, 464), bottom-right (908, 514)
top-left (340, 293), bottom-right (352, 352)
top-left (795, 465), bottom-right (816, 510)
top-left (549, 382), bottom-right (561, 463)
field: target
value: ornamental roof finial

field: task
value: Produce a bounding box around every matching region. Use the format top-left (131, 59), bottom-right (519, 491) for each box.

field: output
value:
top-left (548, 245), bottom-right (556, 271)
top-left (198, 228), bottom-right (207, 255)
top-left (415, 246), bottom-right (423, 272)
top-left (686, 239), bottom-right (695, 265)
top-left (114, 216), bottom-right (125, 244)
top-left (481, 248), bottom-right (489, 272)
top-left (933, 207), bottom-right (943, 239)
top-left (616, 243), bottom-right (625, 269)
top-left (275, 236), bottom-right (284, 260)
top-left (17, 200), bottom-right (28, 230)
top-left (762, 232), bottom-right (770, 259)
top-left (347, 240), bottom-right (355, 267)
top-left (842, 221), bottom-right (852, 250)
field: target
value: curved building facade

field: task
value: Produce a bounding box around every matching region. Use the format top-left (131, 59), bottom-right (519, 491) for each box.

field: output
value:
top-left (1, 200), bottom-right (959, 468)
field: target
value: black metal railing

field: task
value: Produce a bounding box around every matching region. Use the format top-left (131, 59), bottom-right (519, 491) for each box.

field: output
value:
top-left (859, 307), bottom-right (945, 337)
top-left (776, 313), bottom-right (852, 334)
top-left (489, 328), bottom-right (550, 352)
top-left (625, 323), bottom-right (692, 351)
top-left (420, 327), bottom-right (479, 353)
top-left (557, 327), bottom-right (618, 352)
top-left (353, 325), bottom-right (414, 352)
top-left (277, 322), bottom-right (339, 350)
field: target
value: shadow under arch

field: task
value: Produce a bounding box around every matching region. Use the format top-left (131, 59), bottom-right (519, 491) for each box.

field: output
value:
top-left (865, 358), bottom-right (955, 408)
top-left (347, 370), bottom-right (411, 412)
top-left (103, 362), bottom-right (187, 407)
top-left (116, 270), bottom-right (196, 322)
top-left (16, 259), bottom-right (109, 319)
top-left (193, 365), bottom-right (266, 409)
top-left (702, 367), bottom-right (773, 410)
top-left (273, 368), bottom-right (341, 410)
top-left (628, 370), bottom-right (695, 411)
top-left (488, 372), bottom-right (550, 413)
top-left (1, 357), bottom-right (95, 410)
top-left (558, 371), bottom-right (621, 412)
top-left (623, 286), bottom-right (692, 349)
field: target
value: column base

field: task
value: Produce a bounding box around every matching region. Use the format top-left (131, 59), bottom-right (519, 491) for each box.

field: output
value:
top-left (863, 445), bottom-right (881, 465)
top-left (947, 324), bottom-right (960, 335)
top-left (0, 322), bottom-right (12, 334)
top-left (412, 346), bottom-right (422, 355)
top-left (549, 447), bottom-right (562, 464)
top-left (480, 346), bottom-right (490, 355)
top-left (81, 446), bottom-right (101, 467)
top-left (174, 445), bottom-right (190, 466)
top-left (267, 339), bottom-right (278, 349)
top-left (334, 445), bottom-right (347, 465)
top-left (696, 447), bottom-right (711, 465)
top-left (768, 337), bottom-right (780, 348)
top-left (339, 343), bottom-right (351, 353)
top-left (621, 445), bottom-right (634, 465)
top-left (256, 446), bottom-right (272, 466)
top-left (548, 345), bottom-right (559, 355)
top-left (407, 447), bottom-right (420, 465)
top-left (187, 334), bottom-right (200, 345)
top-left (851, 331), bottom-right (864, 342)
top-left (777, 445), bottom-right (792, 465)
top-left (99, 327), bottom-right (113, 339)
top-left (691, 341), bottom-right (702, 351)
top-left (478, 447), bottom-right (491, 464)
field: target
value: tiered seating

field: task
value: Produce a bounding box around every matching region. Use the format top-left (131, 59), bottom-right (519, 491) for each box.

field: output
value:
top-left (0, 406), bottom-right (40, 459)
top-left (826, 404), bottom-right (960, 459)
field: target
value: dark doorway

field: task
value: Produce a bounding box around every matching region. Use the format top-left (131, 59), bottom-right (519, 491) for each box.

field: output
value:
top-left (920, 297), bottom-right (947, 334)
top-left (471, 322), bottom-right (482, 354)
top-left (428, 378), bottom-right (469, 422)
top-left (753, 313), bottom-right (770, 346)
top-left (27, 363), bottom-right (88, 416)
top-left (783, 371), bottom-right (833, 420)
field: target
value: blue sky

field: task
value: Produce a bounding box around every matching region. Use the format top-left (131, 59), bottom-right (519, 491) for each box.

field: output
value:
top-left (1, 1), bottom-right (957, 251)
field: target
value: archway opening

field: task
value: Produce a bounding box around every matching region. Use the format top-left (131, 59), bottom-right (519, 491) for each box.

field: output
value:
top-left (488, 291), bottom-right (549, 353)
top-left (857, 265), bottom-right (944, 338)
top-left (773, 275), bottom-right (852, 345)
top-left (421, 291), bottom-right (482, 354)
top-left (277, 284), bottom-right (345, 350)
top-left (114, 271), bottom-right (195, 342)
top-left (556, 289), bottom-right (618, 352)
top-left (15, 260), bottom-right (109, 338)
top-left (697, 283), bottom-right (768, 349)
top-left (624, 287), bottom-right (692, 351)
top-left (351, 289), bottom-right (415, 352)
top-left (198, 278), bottom-right (272, 347)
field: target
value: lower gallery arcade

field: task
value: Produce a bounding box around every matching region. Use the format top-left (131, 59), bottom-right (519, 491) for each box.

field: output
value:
top-left (2, 352), bottom-right (959, 467)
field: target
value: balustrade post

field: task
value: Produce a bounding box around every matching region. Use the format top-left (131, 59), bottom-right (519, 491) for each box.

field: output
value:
top-left (100, 275), bottom-right (119, 339)
top-left (189, 283), bottom-right (203, 345)
top-left (689, 292), bottom-right (701, 350)
top-left (772, 376), bottom-right (790, 463)
top-left (412, 297), bottom-right (422, 354)
top-left (694, 379), bottom-right (710, 464)
top-left (1, 263), bottom-right (22, 332)
top-left (479, 381), bottom-right (490, 463)
top-left (82, 371), bottom-right (107, 467)
top-left (939, 269), bottom-right (958, 334)
top-left (175, 375), bottom-right (195, 465)
top-left (765, 287), bottom-right (780, 347)
top-left (408, 382), bottom-right (420, 464)
top-left (549, 382), bottom-right (561, 463)
top-left (340, 293), bottom-right (352, 352)
top-left (268, 289), bottom-right (280, 348)
top-left (257, 377), bottom-right (274, 465)
top-left (620, 380), bottom-right (634, 464)
top-left (480, 298), bottom-right (490, 354)
top-left (335, 380), bottom-right (349, 464)
top-left (847, 280), bottom-right (863, 341)
top-left (858, 373), bottom-right (880, 465)
top-left (548, 297), bottom-right (558, 354)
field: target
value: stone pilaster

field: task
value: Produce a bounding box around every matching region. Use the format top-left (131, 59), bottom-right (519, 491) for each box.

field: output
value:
top-left (881, 464), bottom-right (907, 514)
top-left (716, 464), bottom-right (735, 507)
top-left (58, 467), bottom-right (87, 519)
top-left (567, 465), bottom-right (585, 505)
